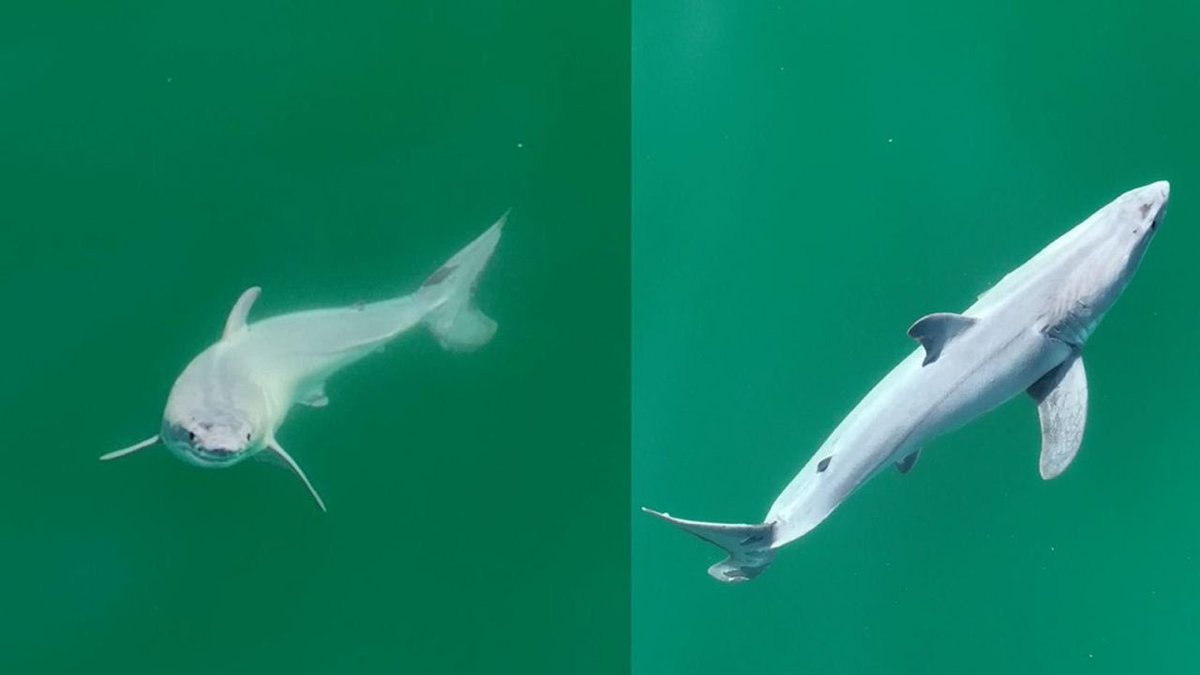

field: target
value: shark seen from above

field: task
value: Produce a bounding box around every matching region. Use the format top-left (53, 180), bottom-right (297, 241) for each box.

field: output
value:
top-left (644, 181), bottom-right (1169, 583)
top-left (102, 213), bottom-right (506, 511)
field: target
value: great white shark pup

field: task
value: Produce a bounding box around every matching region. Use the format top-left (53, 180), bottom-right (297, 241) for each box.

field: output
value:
top-left (102, 214), bottom-right (506, 510)
top-left (645, 182), bottom-right (1169, 583)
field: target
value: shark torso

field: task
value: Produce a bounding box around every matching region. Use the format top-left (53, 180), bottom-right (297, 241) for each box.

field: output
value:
top-left (166, 290), bottom-right (439, 450)
top-left (105, 214), bottom-right (506, 510)
top-left (768, 303), bottom-right (1070, 544)
top-left (646, 182), bottom-right (1169, 582)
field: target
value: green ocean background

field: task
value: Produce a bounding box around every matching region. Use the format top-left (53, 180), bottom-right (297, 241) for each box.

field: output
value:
top-left (634, 1), bottom-right (1200, 674)
top-left (0, 2), bottom-right (627, 673)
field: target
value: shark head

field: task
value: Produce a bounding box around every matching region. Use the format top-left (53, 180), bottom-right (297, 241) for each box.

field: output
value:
top-left (1048, 180), bottom-right (1168, 344)
top-left (157, 340), bottom-right (276, 469)
top-left (161, 409), bottom-right (266, 468)
top-left (1084, 180), bottom-right (1167, 291)
top-left (1093, 180), bottom-right (1168, 262)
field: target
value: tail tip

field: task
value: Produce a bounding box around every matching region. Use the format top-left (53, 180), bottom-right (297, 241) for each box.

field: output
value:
top-left (421, 213), bottom-right (507, 352)
top-left (707, 559), bottom-right (769, 584)
top-left (478, 208), bottom-right (508, 246)
top-left (642, 506), bottom-right (777, 583)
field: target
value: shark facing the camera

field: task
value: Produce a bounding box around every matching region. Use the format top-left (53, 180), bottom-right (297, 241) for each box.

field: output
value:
top-left (103, 214), bottom-right (506, 511)
top-left (645, 181), bottom-right (1169, 583)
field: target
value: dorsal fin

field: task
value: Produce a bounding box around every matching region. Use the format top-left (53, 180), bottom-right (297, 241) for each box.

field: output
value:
top-left (223, 286), bottom-right (261, 339)
top-left (907, 313), bottom-right (976, 366)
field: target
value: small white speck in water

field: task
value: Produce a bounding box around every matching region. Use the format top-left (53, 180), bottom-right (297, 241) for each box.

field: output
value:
top-left (887, 138), bottom-right (894, 144)
top-left (516, 142), bottom-right (524, 149)
top-left (166, 77), bottom-right (173, 83)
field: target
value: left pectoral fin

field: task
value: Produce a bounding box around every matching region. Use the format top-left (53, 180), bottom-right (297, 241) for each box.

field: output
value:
top-left (259, 440), bottom-right (327, 512)
top-left (1027, 353), bottom-right (1088, 480)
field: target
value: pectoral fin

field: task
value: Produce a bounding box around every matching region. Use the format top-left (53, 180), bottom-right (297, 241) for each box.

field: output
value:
top-left (907, 313), bottom-right (976, 366)
top-left (263, 440), bottom-right (327, 512)
top-left (896, 449), bottom-right (921, 474)
top-left (223, 286), bottom-right (261, 339)
top-left (100, 435), bottom-right (160, 461)
top-left (1027, 353), bottom-right (1088, 480)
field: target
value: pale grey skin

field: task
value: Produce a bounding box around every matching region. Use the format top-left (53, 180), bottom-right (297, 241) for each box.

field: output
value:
top-left (103, 214), bottom-right (505, 510)
top-left (645, 182), bottom-right (1169, 582)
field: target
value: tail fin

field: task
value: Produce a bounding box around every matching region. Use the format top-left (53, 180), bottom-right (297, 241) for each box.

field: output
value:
top-left (421, 211), bottom-right (506, 351)
top-left (642, 507), bottom-right (776, 583)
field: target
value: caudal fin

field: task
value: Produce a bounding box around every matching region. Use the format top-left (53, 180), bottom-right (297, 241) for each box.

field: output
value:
top-left (642, 507), bottom-right (776, 583)
top-left (421, 211), bottom-right (506, 351)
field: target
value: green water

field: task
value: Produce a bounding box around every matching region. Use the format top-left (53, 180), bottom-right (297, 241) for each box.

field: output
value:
top-left (0, 2), bottom-right (627, 673)
top-left (634, 1), bottom-right (1200, 674)
top-left (7, 0), bottom-right (1200, 671)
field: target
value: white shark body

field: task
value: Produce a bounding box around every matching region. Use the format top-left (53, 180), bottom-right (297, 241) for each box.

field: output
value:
top-left (103, 214), bottom-right (506, 510)
top-left (645, 182), bottom-right (1169, 582)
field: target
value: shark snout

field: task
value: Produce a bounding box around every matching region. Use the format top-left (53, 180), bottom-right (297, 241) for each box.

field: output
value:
top-left (1133, 180), bottom-right (1169, 205)
top-left (1123, 180), bottom-right (1170, 231)
top-left (1147, 180), bottom-right (1166, 229)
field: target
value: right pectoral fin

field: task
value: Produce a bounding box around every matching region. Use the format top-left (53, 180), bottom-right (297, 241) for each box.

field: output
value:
top-left (1027, 353), bottom-right (1088, 480)
top-left (99, 435), bottom-right (160, 461)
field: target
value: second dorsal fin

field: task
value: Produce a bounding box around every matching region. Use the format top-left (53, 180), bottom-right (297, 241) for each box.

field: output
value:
top-left (907, 313), bottom-right (976, 366)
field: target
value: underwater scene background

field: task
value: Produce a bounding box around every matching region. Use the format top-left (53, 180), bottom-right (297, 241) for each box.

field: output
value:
top-left (0, 1), bottom-right (627, 673)
top-left (634, 1), bottom-right (1200, 673)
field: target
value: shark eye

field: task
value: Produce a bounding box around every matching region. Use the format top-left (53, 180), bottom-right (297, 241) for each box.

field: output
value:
top-left (245, 433), bottom-right (251, 441)
top-left (188, 431), bottom-right (196, 442)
